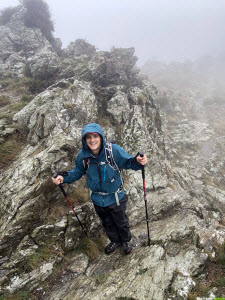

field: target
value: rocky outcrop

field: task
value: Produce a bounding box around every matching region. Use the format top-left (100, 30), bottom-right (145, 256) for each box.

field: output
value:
top-left (65, 39), bottom-right (96, 58)
top-left (0, 6), bottom-right (59, 79)
top-left (0, 6), bottom-right (225, 300)
top-left (140, 59), bottom-right (225, 298)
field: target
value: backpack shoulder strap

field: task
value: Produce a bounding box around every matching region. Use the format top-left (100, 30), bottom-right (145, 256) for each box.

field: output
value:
top-left (105, 141), bottom-right (119, 171)
top-left (83, 158), bottom-right (89, 171)
top-left (83, 157), bottom-right (99, 172)
top-left (105, 141), bottom-right (125, 193)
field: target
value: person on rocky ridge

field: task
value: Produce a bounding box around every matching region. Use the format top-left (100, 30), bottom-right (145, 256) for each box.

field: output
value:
top-left (52, 123), bottom-right (147, 255)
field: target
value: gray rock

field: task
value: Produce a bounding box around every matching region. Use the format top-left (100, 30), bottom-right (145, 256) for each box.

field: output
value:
top-left (65, 39), bottom-right (96, 58)
top-left (6, 260), bottom-right (55, 293)
top-left (66, 253), bottom-right (89, 274)
top-left (31, 217), bottom-right (67, 246)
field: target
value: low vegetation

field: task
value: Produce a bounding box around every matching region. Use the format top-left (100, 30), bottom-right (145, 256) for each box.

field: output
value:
top-left (95, 273), bottom-right (109, 285)
top-left (46, 200), bottom-right (70, 224)
top-left (0, 133), bottom-right (26, 171)
top-left (0, 78), bottom-right (42, 107)
top-left (0, 291), bottom-right (31, 300)
top-left (188, 242), bottom-right (225, 299)
top-left (0, 90), bottom-right (32, 171)
top-left (25, 241), bottom-right (63, 272)
top-left (0, 95), bottom-right (11, 107)
top-left (75, 235), bottom-right (106, 262)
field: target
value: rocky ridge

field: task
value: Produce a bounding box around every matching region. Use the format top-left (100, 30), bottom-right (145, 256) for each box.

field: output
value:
top-left (0, 4), bottom-right (224, 300)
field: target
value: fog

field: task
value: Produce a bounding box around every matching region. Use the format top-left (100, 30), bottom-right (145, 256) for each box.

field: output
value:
top-left (1, 0), bottom-right (225, 64)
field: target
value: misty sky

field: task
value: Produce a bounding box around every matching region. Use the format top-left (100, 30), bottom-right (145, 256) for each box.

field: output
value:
top-left (1, 0), bottom-right (225, 65)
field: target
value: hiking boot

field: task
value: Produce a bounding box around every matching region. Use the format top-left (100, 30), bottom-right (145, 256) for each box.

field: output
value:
top-left (123, 241), bottom-right (133, 255)
top-left (104, 242), bottom-right (120, 255)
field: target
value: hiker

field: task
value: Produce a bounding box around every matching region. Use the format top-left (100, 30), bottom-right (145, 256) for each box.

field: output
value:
top-left (52, 123), bottom-right (147, 255)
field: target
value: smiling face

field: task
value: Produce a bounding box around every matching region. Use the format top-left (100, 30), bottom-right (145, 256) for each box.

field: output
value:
top-left (85, 133), bottom-right (102, 154)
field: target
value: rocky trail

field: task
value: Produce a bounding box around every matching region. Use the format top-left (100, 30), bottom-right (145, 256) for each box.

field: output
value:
top-left (0, 3), bottom-right (225, 300)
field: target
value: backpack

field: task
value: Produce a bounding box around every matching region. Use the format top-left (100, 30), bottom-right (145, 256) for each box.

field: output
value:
top-left (83, 141), bottom-right (124, 205)
top-left (83, 141), bottom-right (119, 172)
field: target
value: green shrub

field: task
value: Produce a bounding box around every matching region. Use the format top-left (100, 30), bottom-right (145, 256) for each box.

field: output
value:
top-left (0, 6), bottom-right (19, 25)
top-left (23, 63), bottom-right (32, 78)
top-left (138, 94), bottom-right (147, 105)
top-left (22, 0), bottom-right (54, 42)
top-left (25, 77), bottom-right (44, 93)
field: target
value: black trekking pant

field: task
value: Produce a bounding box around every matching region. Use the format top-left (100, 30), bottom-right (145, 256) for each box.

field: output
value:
top-left (94, 194), bottom-right (131, 243)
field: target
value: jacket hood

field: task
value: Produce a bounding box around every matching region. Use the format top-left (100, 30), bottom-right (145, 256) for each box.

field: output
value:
top-left (81, 123), bottom-right (105, 149)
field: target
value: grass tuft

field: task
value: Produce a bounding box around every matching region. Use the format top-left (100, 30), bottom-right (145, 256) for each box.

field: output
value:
top-left (214, 243), bottom-right (225, 265)
top-left (187, 283), bottom-right (210, 300)
top-left (95, 273), bottom-right (109, 285)
top-left (0, 291), bottom-right (31, 300)
top-left (75, 237), bottom-right (101, 262)
top-left (18, 241), bottom-right (62, 273)
top-left (0, 137), bottom-right (25, 170)
top-left (188, 243), bottom-right (225, 299)
top-left (0, 95), bottom-right (11, 107)
top-left (75, 234), bottom-right (106, 262)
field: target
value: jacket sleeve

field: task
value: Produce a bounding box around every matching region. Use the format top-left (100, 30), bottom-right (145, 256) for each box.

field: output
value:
top-left (113, 144), bottom-right (142, 171)
top-left (62, 150), bottom-right (86, 184)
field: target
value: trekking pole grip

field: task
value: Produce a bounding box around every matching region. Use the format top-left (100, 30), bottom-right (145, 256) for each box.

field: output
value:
top-left (52, 173), bottom-right (67, 197)
top-left (138, 151), bottom-right (145, 179)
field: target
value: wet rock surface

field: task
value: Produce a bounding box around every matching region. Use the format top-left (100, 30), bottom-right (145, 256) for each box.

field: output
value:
top-left (0, 5), bottom-right (225, 300)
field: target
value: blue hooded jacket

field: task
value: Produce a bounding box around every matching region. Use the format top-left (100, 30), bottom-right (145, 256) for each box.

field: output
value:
top-left (62, 123), bottom-right (141, 207)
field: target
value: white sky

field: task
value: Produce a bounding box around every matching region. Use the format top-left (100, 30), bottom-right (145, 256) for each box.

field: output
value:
top-left (1, 0), bottom-right (225, 65)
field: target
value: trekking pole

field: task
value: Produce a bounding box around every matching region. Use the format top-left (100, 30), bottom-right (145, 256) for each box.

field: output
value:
top-left (52, 173), bottom-right (88, 237)
top-left (138, 152), bottom-right (151, 247)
